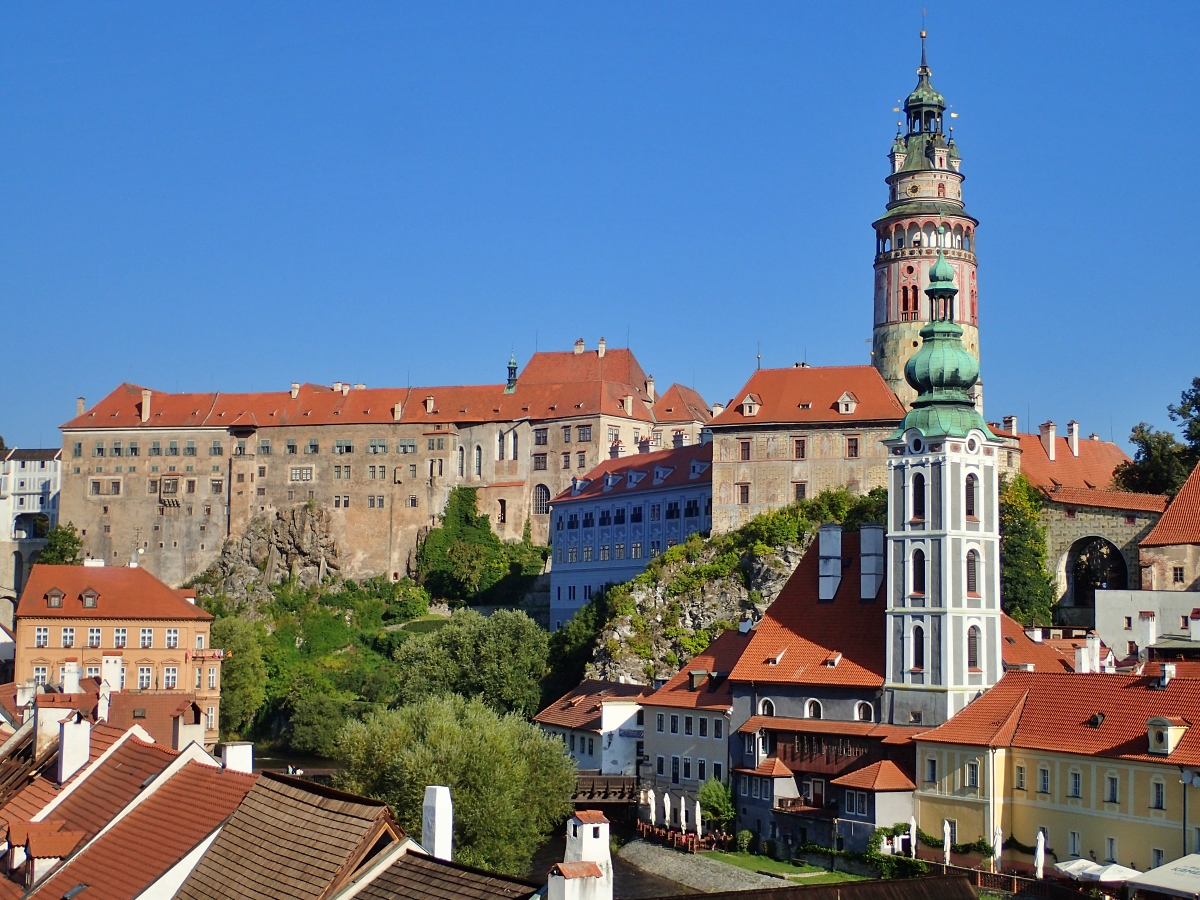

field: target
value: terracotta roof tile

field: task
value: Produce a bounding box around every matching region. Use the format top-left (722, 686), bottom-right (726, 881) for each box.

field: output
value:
top-left (552, 861), bottom-right (604, 879)
top-left (830, 760), bottom-right (916, 792)
top-left (1015, 432), bottom-right (1129, 491)
top-left (1039, 485), bottom-right (1168, 514)
top-left (709, 366), bottom-right (904, 428)
top-left (18, 565), bottom-right (213, 621)
top-left (0, 723), bottom-right (128, 823)
top-left (735, 757), bottom-right (793, 777)
top-left (550, 444), bottom-right (711, 504)
top-left (573, 810), bottom-right (609, 825)
top-left (25, 829), bottom-right (83, 859)
top-left (654, 384), bottom-right (712, 424)
top-left (534, 680), bottom-right (648, 732)
top-left (641, 629), bottom-right (752, 710)
top-left (918, 671), bottom-right (1200, 766)
top-left (32, 761), bottom-right (257, 900)
top-left (1000, 616), bottom-right (1077, 673)
top-left (1142, 461), bottom-right (1200, 547)
top-left (352, 851), bottom-right (538, 900)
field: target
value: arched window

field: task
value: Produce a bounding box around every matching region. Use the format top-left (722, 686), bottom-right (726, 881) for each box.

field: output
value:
top-left (806, 700), bottom-right (822, 719)
top-left (965, 474), bottom-right (978, 519)
top-left (458, 446), bottom-right (464, 476)
top-left (966, 550), bottom-right (979, 595)
top-left (512, 432), bottom-right (519, 458)
top-left (474, 446), bottom-right (482, 476)
top-left (533, 484), bottom-right (550, 516)
top-left (498, 431), bottom-right (505, 461)
top-left (913, 625), bottom-right (925, 670)
top-left (912, 549), bottom-right (926, 596)
top-left (856, 702), bottom-right (873, 723)
top-left (967, 626), bottom-right (980, 670)
top-left (912, 473), bottom-right (926, 520)
top-left (760, 699), bottom-right (775, 717)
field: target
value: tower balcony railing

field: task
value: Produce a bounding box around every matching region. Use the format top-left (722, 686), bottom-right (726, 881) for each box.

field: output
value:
top-left (875, 246), bottom-right (975, 264)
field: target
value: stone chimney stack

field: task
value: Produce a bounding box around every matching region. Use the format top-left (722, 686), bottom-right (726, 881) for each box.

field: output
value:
top-left (645, 376), bottom-right (655, 402)
top-left (1039, 421), bottom-right (1056, 461)
top-left (1067, 420), bottom-right (1080, 457)
top-left (140, 389), bottom-right (152, 424)
top-left (1002, 415), bottom-right (1017, 435)
top-left (290, 383), bottom-right (300, 399)
top-left (574, 338), bottom-right (585, 355)
top-left (76, 397), bottom-right (85, 417)
top-left (422, 786), bottom-right (453, 861)
top-left (818, 524), bottom-right (843, 601)
top-left (597, 337), bottom-right (606, 358)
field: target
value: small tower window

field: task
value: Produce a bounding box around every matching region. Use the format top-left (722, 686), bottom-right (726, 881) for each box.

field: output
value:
top-left (965, 474), bottom-right (978, 519)
top-left (912, 549), bottom-right (926, 596)
top-left (475, 446), bottom-right (482, 476)
top-left (913, 625), bottom-right (925, 670)
top-left (966, 550), bottom-right (980, 595)
top-left (937, 183), bottom-right (946, 198)
top-left (856, 702), bottom-right (873, 722)
top-left (912, 473), bottom-right (926, 520)
top-left (967, 626), bottom-right (981, 670)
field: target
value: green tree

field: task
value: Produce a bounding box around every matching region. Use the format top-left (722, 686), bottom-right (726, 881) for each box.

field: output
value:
top-left (211, 617), bottom-right (268, 737)
top-left (1112, 423), bottom-right (1191, 496)
top-left (392, 608), bottom-right (548, 717)
top-left (698, 778), bottom-right (736, 832)
top-left (998, 476), bottom-right (1057, 625)
top-left (1168, 376), bottom-right (1200, 469)
top-left (335, 695), bottom-right (575, 875)
top-left (36, 522), bottom-right (83, 565)
top-left (288, 691), bottom-right (355, 757)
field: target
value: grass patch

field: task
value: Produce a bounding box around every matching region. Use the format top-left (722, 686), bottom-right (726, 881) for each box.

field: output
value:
top-left (701, 851), bottom-right (859, 879)
top-left (399, 616), bottom-right (450, 634)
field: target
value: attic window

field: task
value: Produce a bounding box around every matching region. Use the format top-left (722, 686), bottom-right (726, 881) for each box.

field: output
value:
top-left (627, 471), bottom-right (645, 487)
top-left (46, 589), bottom-right (64, 609)
top-left (824, 652), bottom-right (843, 667)
top-left (767, 649), bottom-right (786, 666)
top-left (837, 391), bottom-right (859, 415)
top-left (798, 402), bottom-right (812, 410)
top-left (1088, 712), bottom-right (1105, 728)
top-left (81, 590), bottom-right (98, 609)
top-left (133, 708), bottom-right (147, 719)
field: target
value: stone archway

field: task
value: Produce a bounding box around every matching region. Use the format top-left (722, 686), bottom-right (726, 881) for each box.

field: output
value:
top-left (1064, 536), bottom-right (1128, 609)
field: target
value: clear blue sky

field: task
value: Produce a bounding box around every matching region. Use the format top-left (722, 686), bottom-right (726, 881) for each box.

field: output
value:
top-left (2, 2), bottom-right (1197, 450)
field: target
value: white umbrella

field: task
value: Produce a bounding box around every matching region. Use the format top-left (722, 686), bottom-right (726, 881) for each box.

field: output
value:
top-left (1086, 863), bottom-right (1141, 884)
top-left (695, 799), bottom-right (703, 836)
top-left (1034, 831), bottom-right (1045, 880)
top-left (647, 790), bottom-right (656, 827)
top-left (993, 828), bottom-right (1003, 867)
top-left (909, 816), bottom-right (918, 859)
top-left (942, 820), bottom-right (951, 866)
top-left (662, 792), bottom-right (671, 828)
top-left (1055, 859), bottom-right (1103, 880)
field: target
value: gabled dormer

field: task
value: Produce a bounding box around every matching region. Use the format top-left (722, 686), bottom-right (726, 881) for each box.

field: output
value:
top-left (571, 477), bottom-right (591, 496)
top-left (45, 589), bottom-right (64, 609)
top-left (836, 391), bottom-right (860, 415)
top-left (740, 393), bottom-right (762, 417)
top-left (1147, 716), bottom-right (1189, 756)
top-left (81, 589), bottom-right (99, 609)
top-left (602, 473), bottom-right (621, 492)
top-left (626, 470), bottom-right (646, 488)
top-left (689, 459), bottom-right (710, 479)
top-left (653, 465), bottom-right (675, 485)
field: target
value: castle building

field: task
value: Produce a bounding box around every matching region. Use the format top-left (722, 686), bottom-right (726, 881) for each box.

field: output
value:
top-left (871, 33), bottom-right (981, 411)
top-left (0, 449), bottom-right (62, 606)
top-left (883, 245), bottom-right (1004, 726)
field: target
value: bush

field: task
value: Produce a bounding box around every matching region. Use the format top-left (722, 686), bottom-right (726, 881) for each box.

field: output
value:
top-left (737, 829), bottom-right (754, 854)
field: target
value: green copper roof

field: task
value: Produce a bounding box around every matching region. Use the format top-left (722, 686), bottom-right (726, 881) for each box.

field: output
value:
top-left (928, 249), bottom-right (956, 286)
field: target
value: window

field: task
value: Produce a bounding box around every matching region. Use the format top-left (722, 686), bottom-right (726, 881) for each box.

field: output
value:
top-left (1069, 771), bottom-right (1081, 797)
top-left (206, 707), bottom-right (215, 730)
top-left (161, 478), bottom-right (179, 495)
top-left (656, 713), bottom-right (664, 733)
top-left (211, 478), bottom-right (225, 493)
top-left (168, 440), bottom-right (180, 457)
top-left (1039, 767), bottom-right (1050, 794)
top-left (33, 666), bottom-right (47, 686)
top-left (562, 426), bottom-right (571, 443)
top-left (208, 667), bottom-right (217, 689)
top-left (533, 485), bottom-right (551, 515)
top-left (1107, 774), bottom-right (1118, 803)
top-left (114, 628), bottom-right (127, 648)
top-left (138, 667), bottom-right (152, 690)
top-left (739, 441), bottom-right (751, 461)
top-left (794, 438), bottom-right (806, 459)
top-left (1124, 616), bottom-right (1132, 629)
top-left (631, 505), bottom-right (643, 523)
top-left (738, 484), bottom-right (750, 504)
top-left (533, 454), bottom-right (547, 471)
top-left (698, 759), bottom-right (706, 781)
top-left (567, 548), bottom-right (578, 563)
top-left (35, 625), bottom-right (49, 647)
top-left (335, 440), bottom-right (354, 455)
top-left (577, 452), bottom-right (587, 468)
top-left (846, 437), bottom-right (859, 458)
top-left (967, 626), bottom-right (980, 670)
top-left (912, 549), bottom-right (926, 595)
top-left (671, 756), bottom-right (680, 784)
top-left (1176, 566), bottom-right (1187, 585)
top-left (714, 718), bottom-right (723, 739)
top-left (306, 438), bottom-right (319, 455)
top-left (88, 627), bottom-right (101, 648)
top-left (614, 543), bottom-right (624, 559)
top-left (164, 667), bottom-right (178, 689)
top-left (685, 716), bottom-right (693, 735)
top-left (1153, 848), bottom-right (1165, 869)
top-left (588, 737), bottom-right (594, 756)
top-left (912, 473), bottom-right (926, 519)
top-left (657, 756), bottom-right (665, 776)
top-left (666, 501), bottom-right (680, 519)
top-left (912, 625), bottom-right (925, 669)
top-left (1015, 766), bottom-right (1026, 790)
top-left (1069, 831), bottom-right (1081, 857)
top-left (150, 440), bottom-right (162, 456)
top-left (856, 702), bottom-right (873, 722)
top-left (631, 542), bottom-right (642, 559)
top-left (598, 545), bottom-right (609, 561)
top-left (562, 452), bottom-right (571, 469)
top-left (794, 482), bottom-right (807, 502)
top-left (609, 427), bottom-right (621, 446)
top-left (196, 668), bottom-right (202, 689)
top-left (578, 425), bottom-right (592, 443)
top-left (684, 499), bottom-right (699, 517)
top-left (1105, 837), bottom-right (1116, 863)
top-left (534, 428), bottom-right (548, 446)
top-left (714, 761), bottom-right (723, 782)
top-left (511, 432), bottom-right (519, 458)
top-left (141, 627), bottom-right (153, 649)
top-left (966, 550), bottom-right (979, 595)
top-left (87, 666), bottom-right (100, 679)
top-left (670, 715), bottom-right (679, 734)
top-left (699, 717), bottom-right (708, 737)
top-left (965, 474), bottom-right (978, 518)
top-left (1153, 781), bottom-right (1165, 809)
top-left (740, 775), bottom-right (748, 796)
top-left (166, 628), bottom-right (179, 649)
top-left (650, 540), bottom-right (661, 557)
top-left (683, 758), bottom-right (691, 779)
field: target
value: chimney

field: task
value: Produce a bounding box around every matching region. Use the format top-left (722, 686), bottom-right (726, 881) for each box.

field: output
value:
top-left (1025, 627), bottom-right (1043, 643)
top-left (623, 394), bottom-right (634, 415)
top-left (859, 524), bottom-right (885, 600)
top-left (172, 708), bottom-right (205, 751)
top-left (62, 660), bottom-right (80, 695)
top-left (392, 402), bottom-right (402, 421)
top-left (712, 403), bottom-right (724, 417)
top-left (221, 742), bottom-right (254, 774)
top-left (1086, 633), bottom-right (1102, 672)
top-left (818, 524), bottom-right (843, 601)
top-left (1141, 611), bottom-right (1157, 652)
top-left (1002, 415), bottom-right (1017, 435)
top-left (34, 704), bottom-right (75, 758)
top-left (333, 382), bottom-right (343, 392)
top-left (1038, 421), bottom-right (1056, 460)
top-left (574, 339), bottom-right (585, 355)
top-left (354, 383), bottom-right (365, 390)
top-left (1190, 610), bottom-right (1200, 643)
top-left (424, 396), bottom-right (435, 414)
top-left (16, 683), bottom-right (35, 711)
top-left (645, 376), bottom-right (655, 402)
top-left (101, 655), bottom-right (122, 693)
top-left (290, 383), bottom-right (300, 399)
top-left (1074, 645), bottom-right (1091, 675)
top-left (1067, 420), bottom-right (1080, 457)
top-left (1162, 662), bottom-right (1177, 687)
top-left (738, 617), bottom-right (753, 634)
top-left (96, 683), bottom-right (110, 722)
top-left (422, 785), bottom-right (453, 860)
top-left (688, 670), bottom-right (709, 691)
top-left (597, 337), bottom-right (606, 358)
top-left (341, 383), bottom-right (350, 396)
top-left (76, 397), bottom-right (85, 417)
top-left (140, 389), bottom-right (152, 424)
top-left (559, 812), bottom-right (613, 900)
top-left (57, 715), bottom-right (91, 785)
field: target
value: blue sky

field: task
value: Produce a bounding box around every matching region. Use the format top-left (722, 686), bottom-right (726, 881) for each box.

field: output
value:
top-left (2, 2), bottom-right (1197, 450)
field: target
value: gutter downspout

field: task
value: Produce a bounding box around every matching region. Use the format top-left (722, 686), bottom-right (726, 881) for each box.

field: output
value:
top-left (989, 747), bottom-right (998, 872)
top-left (1182, 767), bottom-right (1189, 859)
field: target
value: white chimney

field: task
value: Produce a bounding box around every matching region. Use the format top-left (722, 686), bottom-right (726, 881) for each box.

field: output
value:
top-left (422, 785), bottom-right (453, 861)
top-left (859, 524), bottom-right (885, 600)
top-left (818, 524), bottom-right (843, 601)
top-left (645, 376), bottom-right (655, 402)
top-left (354, 383), bottom-right (365, 390)
top-left (16, 683), bottom-right (35, 711)
top-left (597, 337), bottom-right (606, 358)
top-left (1025, 627), bottom-right (1043, 644)
top-left (140, 389), bottom-right (152, 424)
top-left (101, 655), bottom-right (123, 693)
top-left (1162, 663), bottom-right (1177, 686)
top-left (1190, 610), bottom-right (1200, 643)
top-left (290, 383), bottom-right (300, 399)
top-left (1074, 645), bottom-right (1090, 675)
top-left (1086, 633), bottom-right (1102, 673)
top-left (96, 683), bottom-right (111, 722)
top-left (76, 397), bottom-right (86, 417)
top-left (57, 715), bottom-right (91, 784)
top-left (423, 396), bottom-right (435, 414)
top-left (712, 402), bottom-right (724, 417)
top-left (574, 339), bottom-right (585, 355)
top-left (221, 742), bottom-right (254, 774)
top-left (34, 705), bottom-right (76, 758)
top-left (172, 709), bottom-right (206, 751)
top-left (1002, 415), bottom-right (1017, 435)
top-left (1039, 421), bottom-right (1056, 461)
top-left (392, 402), bottom-right (403, 421)
top-left (62, 660), bottom-right (80, 695)
top-left (623, 394), bottom-right (634, 415)
top-left (333, 382), bottom-right (343, 392)
top-left (341, 383), bottom-right (350, 396)
top-left (1141, 611), bottom-right (1157, 653)
top-left (1067, 420), bottom-right (1080, 457)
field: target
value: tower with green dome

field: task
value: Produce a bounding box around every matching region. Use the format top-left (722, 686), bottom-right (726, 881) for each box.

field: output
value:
top-left (871, 32), bottom-right (982, 412)
top-left (881, 249), bottom-right (1002, 726)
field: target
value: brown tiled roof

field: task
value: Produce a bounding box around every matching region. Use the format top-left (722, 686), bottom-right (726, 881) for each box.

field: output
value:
top-left (1039, 484), bottom-right (1168, 514)
top-left (0, 723), bottom-right (127, 823)
top-left (32, 761), bottom-right (257, 900)
top-left (553, 861), bottom-right (604, 879)
top-left (1142, 461), bottom-right (1200, 547)
top-left (18, 564), bottom-right (213, 621)
top-left (654, 384), bottom-right (712, 424)
top-left (25, 829), bottom-right (83, 859)
top-left (735, 757), bottom-right (793, 777)
top-left (709, 366), bottom-right (904, 428)
top-left (830, 760), bottom-right (915, 792)
top-left (352, 850), bottom-right (538, 900)
top-left (641, 629), bottom-right (752, 710)
top-left (4, 449), bottom-right (60, 462)
top-left (573, 810), bottom-right (609, 824)
top-left (534, 680), bottom-right (648, 732)
top-left (105, 693), bottom-right (201, 746)
top-left (918, 671), bottom-right (1200, 765)
top-left (1015, 432), bottom-right (1129, 491)
top-left (550, 443), bottom-right (712, 504)
top-left (729, 532), bottom-right (886, 688)
top-left (5, 820), bottom-right (63, 846)
top-left (175, 772), bottom-right (401, 900)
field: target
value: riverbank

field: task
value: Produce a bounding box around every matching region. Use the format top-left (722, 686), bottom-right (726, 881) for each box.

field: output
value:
top-left (617, 841), bottom-right (783, 893)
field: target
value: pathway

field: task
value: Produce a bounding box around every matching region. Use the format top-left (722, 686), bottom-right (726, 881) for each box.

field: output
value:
top-left (617, 841), bottom-right (782, 894)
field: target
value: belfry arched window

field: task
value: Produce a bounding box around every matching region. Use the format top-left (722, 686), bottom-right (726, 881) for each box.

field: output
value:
top-left (912, 549), bottom-right (926, 596)
top-left (912, 473), bottom-right (926, 520)
top-left (913, 625), bottom-right (925, 670)
top-left (967, 626), bottom-right (981, 670)
top-left (966, 550), bottom-right (980, 595)
top-left (965, 474), bottom-right (978, 519)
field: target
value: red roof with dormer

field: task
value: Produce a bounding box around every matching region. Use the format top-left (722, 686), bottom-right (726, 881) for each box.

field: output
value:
top-left (550, 444), bottom-right (712, 504)
top-left (18, 565), bottom-right (213, 621)
top-left (709, 366), bottom-right (904, 428)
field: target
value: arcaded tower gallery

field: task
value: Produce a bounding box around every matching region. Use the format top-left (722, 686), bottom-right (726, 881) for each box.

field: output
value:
top-left (871, 33), bottom-right (981, 411)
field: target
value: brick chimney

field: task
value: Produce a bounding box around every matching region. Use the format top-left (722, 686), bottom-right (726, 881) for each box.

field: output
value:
top-left (574, 339), bottom-right (585, 355)
top-left (1002, 415), bottom-right (1017, 435)
top-left (1038, 421), bottom-right (1056, 461)
top-left (76, 397), bottom-right (85, 417)
top-left (597, 337), bottom-right (606, 358)
top-left (1066, 420), bottom-right (1080, 457)
top-left (645, 376), bottom-right (655, 402)
top-left (140, 389), bottom-right (152, 424)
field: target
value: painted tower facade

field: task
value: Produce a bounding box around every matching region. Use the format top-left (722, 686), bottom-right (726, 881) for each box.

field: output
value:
top-left (872, 34), bottom-right (981, 411)
top-left (883, 251), bottom-right (1002, 727)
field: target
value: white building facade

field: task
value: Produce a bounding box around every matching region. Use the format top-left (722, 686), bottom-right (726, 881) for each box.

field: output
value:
top-left (0, 449), bottom-right (63, 606)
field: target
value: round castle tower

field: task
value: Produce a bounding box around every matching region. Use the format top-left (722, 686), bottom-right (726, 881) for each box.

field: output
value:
top-left (871, 32), bottom-right (981, 411)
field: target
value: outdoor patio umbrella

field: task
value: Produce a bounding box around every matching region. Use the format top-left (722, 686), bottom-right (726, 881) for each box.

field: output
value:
top-left (993, 829), bottom-right (1002, 867)
top-left (695, 799), bottom-right (703, 836)
top-left (662, 792), bottom-right (671, 828)
top-left (1054, 858), bottom-right (1103, 880)
top-left (909, 816), bottom-right (917, 859)
top-left (1034, 831), bottom-right (1045, 880)
top-left (647, 790), bottom-right (656, 827)
top-left (1085, 863), bottom-right (1141, 884)
top-left (942, 820), bottom-right (951, 866)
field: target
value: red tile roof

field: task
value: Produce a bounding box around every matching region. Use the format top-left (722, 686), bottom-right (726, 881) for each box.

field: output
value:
top-left (1016, 432), bottom-right (1129, 491)
top-left (0, 723), bottom-right (128, 824)
top-left (729, 531), bottom-right (886, 688)
top-left (709, 366), bottom-right (904, 428)
top-left (6, 820), bottom-right (63, 846)
top-left (734, 757), bottom-right (793, 777)
top-left (25, 829), bottom-right (84, 859)
top-left (1039, 485), bottom-right (1168, 514)
top-left (534, 680), bottom-right (648, 731)
top-left (1142, 461), bottom-right (1200, 547)
top-left (830, 760), bottom-right (915, 792)
top-left (641, 629), bottom-right (752, 710)
top-left (31, 761), bottom-right (257, 900)
top-left (918, 670), bottom-right (1200, 765)
top-left (518, 347), bottom-right (648, 392)
top-left (552, 861), bottom-right (605, 880)
top-left (551, 443), bottom-right (712, 504)
top-left (1000, 616), bottom-right (1076, 673)
top-left (18, 565), bottom-right (213, 621)
top-left (654, 384), bottom-right (712, 424)
top-left (736, 715), bottom-right (928, 745)
top-left (573, 810), bottom-right (609, 825)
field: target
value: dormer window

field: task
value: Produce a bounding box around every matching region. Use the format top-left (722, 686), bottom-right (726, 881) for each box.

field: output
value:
top-left (626, 471), bottom-right (645, 487)
top-left (837, 391), bottom-right (859, 415)
top-left (689, 460), bottom-right (710, 479)
top-left (740, 394), bottom-right (761, 417)
top-left (46, 589), bottom-right (64, 609)
top-left (653, 466), bottom-right (675, 485)
top-left (1147, 716), bottom-right (1189, 756)
top-left (81, 590), bottom-right (99, 609)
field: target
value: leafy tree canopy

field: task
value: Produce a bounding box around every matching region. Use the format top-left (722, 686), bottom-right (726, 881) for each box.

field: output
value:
top-left (698, 778), bottom-right (736, 832)
top-left (36, 522), bottom-right (83, 566)
top-left (998, 476), bottom-right (1057, 625)
top-left (1168, 376), bottom-right (1200, 468)
top-left (211, 617), bottom-right (268, 737)
top-left (335, 695), bottom-right (575, 876)
top-left (392, 608), bottom-right (548, 717)
top-left (1112, 423), bottom-right (1192, 496)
